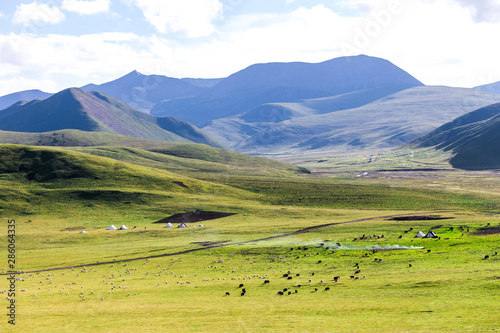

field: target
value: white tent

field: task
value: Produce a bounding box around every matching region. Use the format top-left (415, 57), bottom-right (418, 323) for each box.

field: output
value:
top-left (79, 231), bottom-right (87, 234)
top-left (178, 223), bottom-right (188, 228)
top-left (198, 224), bottom-right (204, 227)
top-left (165, 223), bottom-right (174, 228)
top-left (118, 225), bottom-right (128, 230)
top-left (415, 231), bottom-right (425, 238)
top-left (107, 225), bottom-right (117, 230)
top-left (424, 231), bottom-right (438, 238)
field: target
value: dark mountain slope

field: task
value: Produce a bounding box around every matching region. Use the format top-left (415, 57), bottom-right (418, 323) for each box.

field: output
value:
top-left (408, 103), bottom-right (500, 169)
top-left (0, 88), bottom-right (220, 147)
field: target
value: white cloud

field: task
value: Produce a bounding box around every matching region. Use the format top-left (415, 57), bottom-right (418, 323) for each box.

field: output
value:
top-left (12, 2), bottom-right (65, 25)
top-left (0, 32), bottom-right (146, 95)
top-left (62, 0), bottom-right (111, 15)
top-left (453, 0), bottom-right (500, 22)
top-left (2, 0), bottom-right (500, 95)
top-left (131, 0), bottom-right (223, 38)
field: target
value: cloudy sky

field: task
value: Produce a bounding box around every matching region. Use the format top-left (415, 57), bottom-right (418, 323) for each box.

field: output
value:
top-left (1, 0), bottom-right (500, 95)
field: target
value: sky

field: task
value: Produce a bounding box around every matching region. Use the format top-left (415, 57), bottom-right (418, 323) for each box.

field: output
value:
top-left (1, 0), bottom-right (500, 95)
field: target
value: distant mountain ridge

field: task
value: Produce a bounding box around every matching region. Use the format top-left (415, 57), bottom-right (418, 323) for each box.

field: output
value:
top-left (0, 89), bottom-right (52, 111)
top-left (475, 81), bottom-right (500, 95)
top-left (0, 88), bottom-right (220, 147)
top-left (81, 70), bottom-right (207, 113)
top-left (151, 55), bottom-right (424, 125)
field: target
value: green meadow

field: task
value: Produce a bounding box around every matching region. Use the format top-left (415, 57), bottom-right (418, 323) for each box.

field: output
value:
top-left (0, 144), bottom-right (499, 332)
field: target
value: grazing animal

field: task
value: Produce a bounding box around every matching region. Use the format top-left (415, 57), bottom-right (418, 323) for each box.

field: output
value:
top-left (225, 292), bottom-right (230, 296)
top-left (295, 290), bottom-right (298, 293)
top-left (283, 288), bottom-right (288, 292)
top-left (409, 264), bottom-right (412, 268)
top-left (354, 270), bottom-right (361, 274)
top-left (333, 276), bottom-right (340, 282)
top-left (296, 273), bottom-right (300, 277)
top-left (277, 291), bottom-right (284, 295)
top-left (350, 276), bottom-right (355, 279)
top-left (242, 289), bottom-right (246, 293)
top-left (238, 284), bottom-right (244, 288)
top-left (283, 273), bottom-right (289, 278)
top-left (263, 280), bottom-right (270, 285)
top-left (287, 276), bottom-right (293, 280)
top-left (325, 287), bottom-right (330, 291)
top-left (484, 255), bottom-right (490, 260)
top-left (288, 291), bottom-right (291, 295)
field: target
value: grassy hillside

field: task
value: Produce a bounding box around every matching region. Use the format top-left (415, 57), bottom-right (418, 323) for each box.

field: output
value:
top-left (0, 130), bottom-right (299, 177)
top-left (0, 144), bottom-right (499, 332)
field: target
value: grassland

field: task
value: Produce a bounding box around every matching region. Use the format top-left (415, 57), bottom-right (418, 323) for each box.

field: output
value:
top-left (0, 143), bottom-right (499, 332)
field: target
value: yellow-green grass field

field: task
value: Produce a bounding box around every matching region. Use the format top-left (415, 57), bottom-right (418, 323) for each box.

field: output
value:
top-left (0, 144), bottom-right (499, 332)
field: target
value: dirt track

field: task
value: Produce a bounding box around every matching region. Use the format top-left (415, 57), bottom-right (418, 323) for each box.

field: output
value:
top-left (0, 212), bottom-right (440, 276)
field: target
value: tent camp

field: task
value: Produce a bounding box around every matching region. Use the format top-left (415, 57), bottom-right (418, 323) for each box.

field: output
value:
top-left (178, 223), bottom-right (188, 228)
top-left (107, 225), bottom-right (117, 230)
top-left (424, 231), bottom-right (438, 238)
top-left (118, 225), bottom-right (128, 230)
top-left (165, 223), bottom-right (174, 228)
top-left (415, 231), bottom-right (425, 238)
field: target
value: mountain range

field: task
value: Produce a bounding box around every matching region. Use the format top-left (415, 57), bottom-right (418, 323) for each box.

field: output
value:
top-left (150, 55), bottom-right (424, 125)
top-left (2, 54), bottom-right (500, 169)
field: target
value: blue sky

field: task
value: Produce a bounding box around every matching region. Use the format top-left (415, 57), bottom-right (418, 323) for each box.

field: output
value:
top-left (1, 0), bottom-right (500, 95)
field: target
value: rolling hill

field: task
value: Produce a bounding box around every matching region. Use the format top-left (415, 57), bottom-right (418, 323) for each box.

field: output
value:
top-left (407, 102), bottom-right (500, 170)
top-left (0, 129), bottom-right (299, 177)
top-left (150, 55), bottom-right (424, 125)
top-left (203, 86), bottom-right (500, 154)
top-left (0, 88), bottom-right (220, 147)
top-left (0, 89), bottom-right (52, 111)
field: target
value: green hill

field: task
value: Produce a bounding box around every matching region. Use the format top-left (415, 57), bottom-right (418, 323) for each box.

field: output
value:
top-left (0, 144), bottom-right (257, 218)
top-left (0, 129), bottom-right (299, 177)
